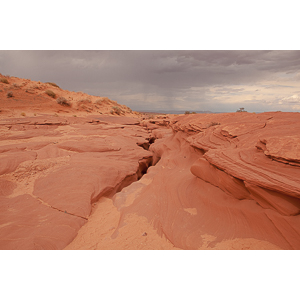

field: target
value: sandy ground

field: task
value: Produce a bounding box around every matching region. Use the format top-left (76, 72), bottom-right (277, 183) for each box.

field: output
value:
top-left (65, 196), bottom-right (281, 250)
top-left (65, 197), bottom-right (180, 250)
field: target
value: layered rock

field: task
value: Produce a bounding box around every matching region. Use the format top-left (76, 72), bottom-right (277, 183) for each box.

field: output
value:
top-left (0, 115), bottom-right (152, 249)
top-left (2, 74), bottom-right (300, 250)
top-left (95, 112), bottom-right (300, 250)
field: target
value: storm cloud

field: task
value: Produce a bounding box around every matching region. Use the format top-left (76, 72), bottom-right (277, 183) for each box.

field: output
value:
top-left (1, 50), bottom-right (300, 112)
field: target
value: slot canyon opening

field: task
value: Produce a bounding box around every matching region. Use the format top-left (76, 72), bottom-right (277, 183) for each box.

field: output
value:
top-left (137, 157), bottom-right (153, 180)
top-left (136, 136), bottom-right (156, 151)
top-left (98, 136), bottom-right (159, 202)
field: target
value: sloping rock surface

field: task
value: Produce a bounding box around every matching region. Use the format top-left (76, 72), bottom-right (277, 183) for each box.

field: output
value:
top-left (1, 108), bottom-right (300, 250)
top-left (86, 112), bottom-right (299, 250)
top-left (0, 115), bottom-right (152, 249)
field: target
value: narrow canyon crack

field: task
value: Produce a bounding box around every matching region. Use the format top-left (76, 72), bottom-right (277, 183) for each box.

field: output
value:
top-left (34, 196), bottom-right (88, 220)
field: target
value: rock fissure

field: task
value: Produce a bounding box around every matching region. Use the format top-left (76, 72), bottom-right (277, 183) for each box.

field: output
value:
top-left (98, 134), bottom-right (159, 201)
top-left (35, 196), bottom-right (88, 220)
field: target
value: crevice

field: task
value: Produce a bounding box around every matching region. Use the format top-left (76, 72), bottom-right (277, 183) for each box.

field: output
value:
top-left (92, 156), bottom-right (155, 204)
top-left (137, 157), bottom-right (153, 180)
top-left (264, 212), bottom-right (294, 249)
top-left (91, 134), bottom-right (159, 206)
top-left (148, 136), bottom-right (156, 144)
top-left (93, 173), bottom-right (139, 203)
top-left (137, 141), bottom-right (150, 150)
top-left (35, 196), bottom-right (88, 220)
top-left (136, 137), bottom-right (156, 151)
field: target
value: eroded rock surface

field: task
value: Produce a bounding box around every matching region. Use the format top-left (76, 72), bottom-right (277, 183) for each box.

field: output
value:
top-left (0, 115), bottom-right (152, 249)
top-left (72, 112), bottom-right (299, 250)
top-left (2, 74), bottom-right (300, 250)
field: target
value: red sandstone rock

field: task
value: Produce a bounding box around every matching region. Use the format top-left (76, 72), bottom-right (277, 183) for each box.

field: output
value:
top-left (0, 151), bottom-right (37, 175)
top-left (0, 113), bottom-right (151, 248)
top-left (2, 75), bottom-right (300, 250)
top-left (0, 179), bottom-right (16, 197)
top-left (94, 111), bottom-right (300, 250)
top-left (0, 194), bottom-right (86, 250)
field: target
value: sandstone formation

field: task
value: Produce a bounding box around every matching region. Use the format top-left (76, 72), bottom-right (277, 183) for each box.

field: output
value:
top-left (0, 114), bottom-right (153, 249)
top-left (0, 74), bottom-right (136, 118)
top-left (1, 74), bottom-right (300, 250)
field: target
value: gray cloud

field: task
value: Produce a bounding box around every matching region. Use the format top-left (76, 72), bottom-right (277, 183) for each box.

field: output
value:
top-left (1, 50), bottom-right (300, 112)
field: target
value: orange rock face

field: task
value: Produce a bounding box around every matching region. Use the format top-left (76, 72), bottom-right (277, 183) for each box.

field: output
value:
top-left (0, 114), bottom-right (153, 249)
top-left (1, 75), bottom-right (300, 250)
top-left (87, 112), bottom-right (299, 250)
top-left (0, 75), bottom-right (151, 249)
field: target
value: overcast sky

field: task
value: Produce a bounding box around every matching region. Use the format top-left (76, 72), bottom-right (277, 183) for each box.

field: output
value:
top-left (1, 50), bottom-right (300, 112)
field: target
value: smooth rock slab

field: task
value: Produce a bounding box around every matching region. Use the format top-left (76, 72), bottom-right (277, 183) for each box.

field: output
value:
top-left (0, 194), bottom-right (86, 250)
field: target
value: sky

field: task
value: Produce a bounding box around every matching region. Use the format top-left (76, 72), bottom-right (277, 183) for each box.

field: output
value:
top-left (1, 50), bottom-right (300, 113)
